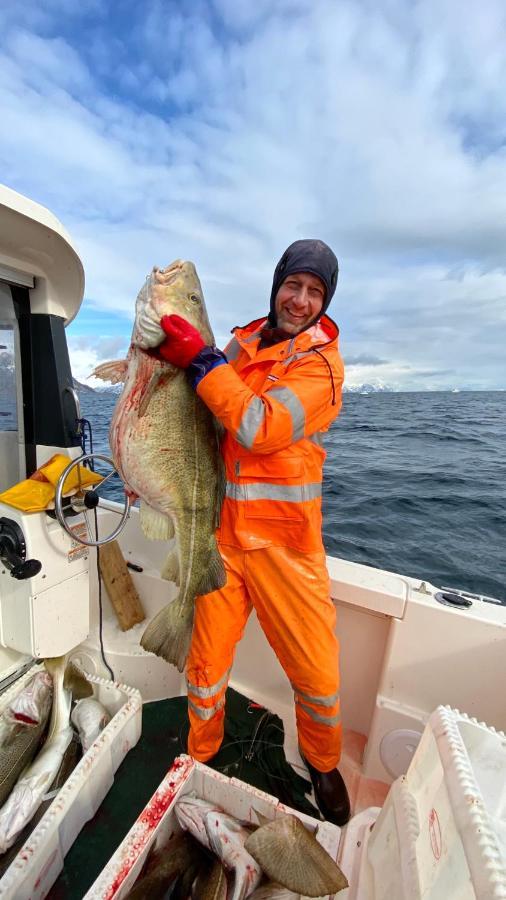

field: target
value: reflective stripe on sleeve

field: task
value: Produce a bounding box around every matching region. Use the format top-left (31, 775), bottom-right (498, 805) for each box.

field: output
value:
top-left (309, 431), bottom-right (325, 447)
top-left (296, 700), bottom-right (341, 728)
top-left (225, 482), bottom-right (322, 502)
top-left (224, 338), bottom-right (241, 362)
top-left (186, 667), bottom-right (231, 699)
top-left (268, 385), bottom-right (306, 442)
top-left (236, 396), bottom-right (265, 449)
top-left (188, 696), bottom-right (225, 720)
top-left (244, 330), bottom-right (263, 344)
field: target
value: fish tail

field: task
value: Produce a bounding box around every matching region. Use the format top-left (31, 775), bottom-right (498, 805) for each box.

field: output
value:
top-left (43, 655), bottom-right (67, 680)
top-left (141, 600), bottom-right (193, 672)
top-left (64, 662), bottom-right (94, 700)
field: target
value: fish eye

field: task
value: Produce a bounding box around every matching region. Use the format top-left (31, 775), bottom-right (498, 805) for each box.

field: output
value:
top-left (189, 293), bottom-right (200, 304)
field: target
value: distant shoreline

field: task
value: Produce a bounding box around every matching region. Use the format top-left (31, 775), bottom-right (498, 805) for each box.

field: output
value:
top-left (75, 383), bottom-right (505, 396)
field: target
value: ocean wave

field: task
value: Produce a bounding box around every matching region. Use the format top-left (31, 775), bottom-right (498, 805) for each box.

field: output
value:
top-left (79, 390), bottom-right (505, 604)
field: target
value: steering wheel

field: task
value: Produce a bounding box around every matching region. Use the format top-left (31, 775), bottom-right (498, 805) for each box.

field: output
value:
top-left (54, 453), bottom-right (130, 547)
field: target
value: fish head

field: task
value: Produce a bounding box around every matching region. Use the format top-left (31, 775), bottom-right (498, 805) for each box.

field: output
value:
top-left (133, 260), bottom-right (215, 350)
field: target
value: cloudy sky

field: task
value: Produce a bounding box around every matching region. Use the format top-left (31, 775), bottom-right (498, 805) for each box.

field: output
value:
top-left (1, 0), bottom-right (505, 389)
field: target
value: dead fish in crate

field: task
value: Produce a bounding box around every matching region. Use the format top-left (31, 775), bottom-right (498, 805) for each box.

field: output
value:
top-left (92, 260), bottom-right (226, 672)
top-left (0, 655), bottom-right (74, 853)
top-left (0, 731), bottom-right (82, 877)
top-left (126, 829), bottom-right (207, 899)
top-left (71, 696), bottom-right (111, 751)
top-left (175, 796), bottom-right (262, 900)
top-left (245, 813), bottom-right (348, 896)
top-left (0, 670), bottom-right (53, 808)
top-left (193, 856), bottom-right (228, 900)
top-left (174, 795), bottom-right (216, 847)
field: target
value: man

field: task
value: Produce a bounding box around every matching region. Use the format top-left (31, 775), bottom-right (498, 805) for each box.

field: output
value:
top-left (158, 239), bottom-right (350, 826)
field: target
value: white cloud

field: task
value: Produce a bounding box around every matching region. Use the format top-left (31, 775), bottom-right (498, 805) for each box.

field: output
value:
top-left (0, 0), bottom-right (505, 388)
top-left (67, 333), bottom-right (129, 385)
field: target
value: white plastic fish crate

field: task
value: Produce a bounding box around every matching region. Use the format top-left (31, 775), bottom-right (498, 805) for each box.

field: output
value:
top-left (84, 753), bottom-right (343, 900)
top-left (338, 706), bottom-right (506, 900)
top-left (0, 665), bottom-right (142, 900)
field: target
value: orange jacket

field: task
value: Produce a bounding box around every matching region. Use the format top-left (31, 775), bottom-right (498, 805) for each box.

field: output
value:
top-left (196, 315), bottom-right (344, 551)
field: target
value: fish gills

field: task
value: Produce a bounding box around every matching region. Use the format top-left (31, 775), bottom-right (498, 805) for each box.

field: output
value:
top-left (244, 815), bottom-right (348, 896)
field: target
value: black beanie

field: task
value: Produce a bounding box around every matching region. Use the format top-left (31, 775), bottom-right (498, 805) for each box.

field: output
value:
top-left (268, 239), bottom-right (339, 326)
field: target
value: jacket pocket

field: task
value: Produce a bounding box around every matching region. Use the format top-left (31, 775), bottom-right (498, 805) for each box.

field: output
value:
top-left (235, 456), bottom-right (305, 521)
top-left (235, 457), bottom-right (303, 479)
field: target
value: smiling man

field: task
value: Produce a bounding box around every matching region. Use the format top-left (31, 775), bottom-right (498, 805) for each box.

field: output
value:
top-left (158, 239), bottom-right (349, 825)
top-left (273, 271), bottom-right (326, 333)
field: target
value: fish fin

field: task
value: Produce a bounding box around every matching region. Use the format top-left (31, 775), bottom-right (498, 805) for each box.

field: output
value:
top-left (244, 814), bottom-right (348, 896)
top-left (140, 502), bottom-right (174, 540)
top-left (138, 367), bottom-right (177, 417)
top-left (161, 549), bottom-right (180, 585)
top-left (141, 601), bottom-right (194, 672)
top-left (251, 809), bottom-right (272, 827)
top-left (0, 721), bottom-right (24, 748)
top-left (91, 359), bottom-right (128, 384)
top-left (64, 662), bottom-right (93, 700)
top-left (196, 538), bottom-right (226, 596)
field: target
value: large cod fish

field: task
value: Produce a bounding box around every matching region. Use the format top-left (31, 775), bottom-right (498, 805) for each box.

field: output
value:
top-left (93, 261), bottom-right (226, 671)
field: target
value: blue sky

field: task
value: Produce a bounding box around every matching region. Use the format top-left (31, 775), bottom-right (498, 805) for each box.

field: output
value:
top-left (1, 0), bottom-right (505, 389)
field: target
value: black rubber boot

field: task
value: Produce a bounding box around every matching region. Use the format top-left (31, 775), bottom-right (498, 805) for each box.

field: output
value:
top-left (302, 756), bottom-right (351, 826)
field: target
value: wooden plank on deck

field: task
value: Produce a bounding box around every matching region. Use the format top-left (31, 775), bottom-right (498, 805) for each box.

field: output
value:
top-left (99, 540), bottom-right (145, 630)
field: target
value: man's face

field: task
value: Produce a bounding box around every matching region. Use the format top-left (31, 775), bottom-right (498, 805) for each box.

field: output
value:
top-left (274, 272), bottom-right (325, 335)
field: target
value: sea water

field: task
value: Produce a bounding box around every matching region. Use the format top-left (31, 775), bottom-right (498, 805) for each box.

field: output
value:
top-left (73, 389), bottom-right (506, 604)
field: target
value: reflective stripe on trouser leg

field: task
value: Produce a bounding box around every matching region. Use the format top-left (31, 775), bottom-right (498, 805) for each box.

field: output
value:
top-left (243, 545), bottom-right (342, 772)
top-left (186, 545), bottom-right (252, 762)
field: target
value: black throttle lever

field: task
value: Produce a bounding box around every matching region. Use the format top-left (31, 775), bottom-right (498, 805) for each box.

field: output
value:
top-left (0, 517), bottom-right (42, 580)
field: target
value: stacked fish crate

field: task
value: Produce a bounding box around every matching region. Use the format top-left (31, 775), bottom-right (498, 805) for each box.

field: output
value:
top-left (0, 665), bottom-right (142, 900)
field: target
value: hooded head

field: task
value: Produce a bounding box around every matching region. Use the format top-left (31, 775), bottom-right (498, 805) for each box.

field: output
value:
top-left (268, 239), bottom-right (339, 328)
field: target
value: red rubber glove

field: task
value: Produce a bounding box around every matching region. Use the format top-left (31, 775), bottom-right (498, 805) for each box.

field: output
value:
top-left (157, 314), bottom-right (206, 368)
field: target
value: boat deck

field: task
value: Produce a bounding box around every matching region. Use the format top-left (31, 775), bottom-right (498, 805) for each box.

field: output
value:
top-left (46, 690), bottom-right (389, 899)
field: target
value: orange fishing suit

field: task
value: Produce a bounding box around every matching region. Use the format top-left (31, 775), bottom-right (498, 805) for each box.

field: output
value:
top-left (186, 315), bottom-right (344, 772)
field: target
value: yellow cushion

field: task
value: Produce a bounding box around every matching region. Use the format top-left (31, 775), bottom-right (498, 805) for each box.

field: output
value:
top-left (0, 454), bottom-right (103, 513)
top-left (39, 454), bottom-right (103, 491)
top-left (0, 479), bottom-right (55, 513)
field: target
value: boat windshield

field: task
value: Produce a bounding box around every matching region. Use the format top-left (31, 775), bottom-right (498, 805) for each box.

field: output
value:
top-left (0, 287), bottom-right (21, 490)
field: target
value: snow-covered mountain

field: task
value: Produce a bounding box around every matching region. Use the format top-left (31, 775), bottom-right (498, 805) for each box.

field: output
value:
top-left (343, 381), bottom-right (395, 393)
top-left (75, 378), bottom-right (395, 396)
top-left (73, 379), bottom-right (122, 395)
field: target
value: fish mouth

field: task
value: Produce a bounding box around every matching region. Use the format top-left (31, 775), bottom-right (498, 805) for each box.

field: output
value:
top-left (154, 260), bottom-right (186, 286)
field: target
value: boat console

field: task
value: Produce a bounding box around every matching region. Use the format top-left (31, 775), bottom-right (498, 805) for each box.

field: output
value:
top-left (0, 186), bottom-right (89, 670)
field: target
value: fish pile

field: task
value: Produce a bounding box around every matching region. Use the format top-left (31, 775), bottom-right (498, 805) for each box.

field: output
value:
top-left (93, 260), bottom-right (226, 672)
top-left (127, 795), bottom-right (348, 899)
top-left (0, 657), bottom-right (111, 864)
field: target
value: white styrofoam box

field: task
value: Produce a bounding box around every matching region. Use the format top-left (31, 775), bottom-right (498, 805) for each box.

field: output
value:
top-left (337, 808), bottom-right (380, 900)
top-left (84, 754), bottom-right (343, 900)
top-left (341, 706), bottom-right (506, 900)
top-left (0, 664), bottom-right (142, 900)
